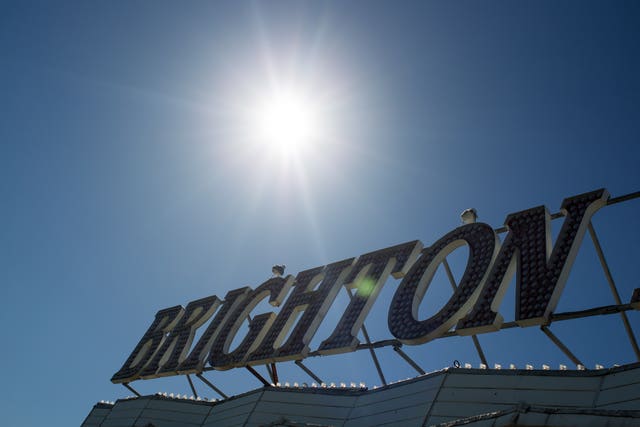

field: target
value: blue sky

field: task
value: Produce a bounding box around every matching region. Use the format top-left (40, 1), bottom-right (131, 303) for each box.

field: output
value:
top-left (1, 1), bottom-right (639, 425)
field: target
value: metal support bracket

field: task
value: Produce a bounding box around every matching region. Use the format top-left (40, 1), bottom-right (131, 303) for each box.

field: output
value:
top-left (295, 360), bottom-right (323, 384)
top-left (195, 373), bottom-right (228, 399)
top-left (265, 364), bottom-right (274, 383)
top-left (268, 363), bottom-right (279, 384)
top-left (186, 374), bottom-right (198, 399)
top-left (540, 325), bottom-right (585, 367)
top-left (246, 365), bottom-right (271, 387)
top-left (122, 382), bottom-right (141, 397)
top-left (347, 287), bottom-right (387, 386)
top-left (588, 221), bottom-right (640, 360)
top-left (393, 345), bottom-right (426, 375)
top-left (443, 259), bottom-right (489, 366)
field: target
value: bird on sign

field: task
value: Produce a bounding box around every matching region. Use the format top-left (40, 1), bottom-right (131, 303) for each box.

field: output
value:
top-left (272, 265), bottom-right (286, 277)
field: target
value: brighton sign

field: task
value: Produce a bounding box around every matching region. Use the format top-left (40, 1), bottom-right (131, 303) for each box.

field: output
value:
top-left (112, 188), bottom-right (639, 384)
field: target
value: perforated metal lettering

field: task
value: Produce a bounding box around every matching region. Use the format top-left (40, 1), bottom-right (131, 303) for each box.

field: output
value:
top-left (247, 258), bottom-right (354, 364)
top-left (457, 189), bottom-right (609, 333)
top-left (319, 241), bottom-right (422, 354)
top-left (176, 288), bottom-right (250, 374)
top-left (111, 306), bottom-right (183, 383)
top-left (208, 276), bottom-right (294, 369)
top-left (141, 295), bottom-right (221, 378)
top-left (388, 223), bottom-right (497, 344)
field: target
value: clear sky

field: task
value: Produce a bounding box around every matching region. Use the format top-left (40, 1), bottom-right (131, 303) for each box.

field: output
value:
top-left (1, 1), bottom-right (639, 425)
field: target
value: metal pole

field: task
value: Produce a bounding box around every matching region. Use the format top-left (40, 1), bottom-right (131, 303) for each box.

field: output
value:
top-left (494, 191), bottom-right (639, 234)
top-left (186, 374), bottom-right (198, 399)
top-left (362, 322), bottom-right (387, 386)
top-left (607, 191), bottom-right (640, 205)
top-left (540, 326), bottom-right (585, 368)
top-left (270, 363), bottom-right (279, 384)
top-left (295, 360), bottom-right (323, 384)
top-left (246, 365), bottom-right (271, 387)
top-left (195, 373), bottom-right (228, 399)
top-left (123, 382), bottom-right (141, 397)
top-left (393, 345), bottom-right (426, 375)
top-left (550, 303), bottom-right (634, 321)
top-left (346, 288), bottom-right (387, 386)
top-left (588, 222), bottom-right (640, 360)
top-left (265, 364), bottom-right (275, 383)
top-left (470, 336), bottom-right (488, 366)
top-left (442, 259), bottom-right (489, 366)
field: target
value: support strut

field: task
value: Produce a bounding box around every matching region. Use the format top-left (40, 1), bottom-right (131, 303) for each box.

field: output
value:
top-left (347, 288), bottom-right (387, 386)
top-left (122, 382), bottom-right (141, 397)
top-left (186, 374), bottom-right (198, 398)
top-left (195, 373), bottom-right (228, 399)
top-left (295, 360), bottom-right (323, 384)
top-left (541, 326), bottom-right (585, 368)
top-left (393, 345), bottom-right (426, 375)
top-left (246, 365), bottom-right (271, 387)
top-left (443, 259), bottom-right (489, 366)
top-left (588, 222), bottom-right (640, 360)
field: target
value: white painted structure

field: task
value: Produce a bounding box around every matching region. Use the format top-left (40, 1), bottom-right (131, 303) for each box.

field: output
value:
top-left (83, 362), bottom-right (640, 426)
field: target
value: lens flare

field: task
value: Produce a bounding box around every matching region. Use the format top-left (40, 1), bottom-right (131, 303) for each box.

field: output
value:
top-left (356, 277), bottom-right (376, 297)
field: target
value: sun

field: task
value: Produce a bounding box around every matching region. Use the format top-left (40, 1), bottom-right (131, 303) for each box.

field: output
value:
top-left (252, 88), bottom-right (319, 156)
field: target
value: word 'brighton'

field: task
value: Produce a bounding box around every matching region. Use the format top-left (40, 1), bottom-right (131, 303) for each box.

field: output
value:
top-left (112, 188), bottom-right (637, 383)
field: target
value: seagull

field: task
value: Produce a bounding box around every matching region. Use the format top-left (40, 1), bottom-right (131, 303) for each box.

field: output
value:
top-left (272, 264), bottom-right (286, 277)
top-left (460, 208), bottom-right (478, 224)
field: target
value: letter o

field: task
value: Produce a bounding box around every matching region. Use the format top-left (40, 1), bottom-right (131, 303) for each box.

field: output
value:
top-left (388, 223), bottom-right (498, 344)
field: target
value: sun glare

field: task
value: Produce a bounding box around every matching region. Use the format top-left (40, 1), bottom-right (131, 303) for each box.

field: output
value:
top-left (253, 89), bottom-right (319, 156)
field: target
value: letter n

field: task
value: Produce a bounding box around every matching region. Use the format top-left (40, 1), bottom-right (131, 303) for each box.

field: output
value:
top-left (457, 188), bottom-right (609, 334)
